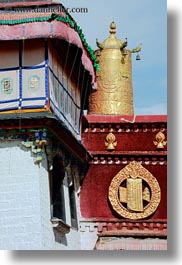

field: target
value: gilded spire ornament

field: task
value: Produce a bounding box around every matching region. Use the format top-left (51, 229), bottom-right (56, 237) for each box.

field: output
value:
top-left (89, 22), bottom-right (142, 115)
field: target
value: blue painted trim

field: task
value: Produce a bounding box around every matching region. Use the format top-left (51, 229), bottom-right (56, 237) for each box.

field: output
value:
top-left (22, 64), bottom-right (46, 70)
top-left (21, 105), bottom-right (45, 110)
top-left (22, 97), bottom-right (46, 101)
top-left (0, 67), bottom-right (20, 72)
top-left (0, 106), bottom-right (19, 111)
top-left (0, 99), bottom-right (19, 104)
top-left (0, 97), bottom-right (46, 103)
top-left (0, 105), bottom-right (45, 112)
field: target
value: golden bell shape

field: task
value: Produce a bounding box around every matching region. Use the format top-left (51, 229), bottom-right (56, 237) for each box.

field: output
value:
top-left (89, 22), bottom-right (134, 115)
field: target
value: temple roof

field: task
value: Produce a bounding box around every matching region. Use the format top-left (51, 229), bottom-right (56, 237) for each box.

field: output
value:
top-left (0, 1), bottom-right (98, 89)
top-left (0, 1), bottom-right (57, 8)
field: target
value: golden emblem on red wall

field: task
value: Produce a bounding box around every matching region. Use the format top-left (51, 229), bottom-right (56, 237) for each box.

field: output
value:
top-left (105, 133), bottom-right (117, 150)
top-left (153, 131), bottom-right (167, 149)
top-left (108, 161), bottom-right (161, 219)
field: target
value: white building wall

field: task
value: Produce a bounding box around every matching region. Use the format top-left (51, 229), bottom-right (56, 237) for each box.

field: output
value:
top-left (38, 152), bottom-right (55, 250)
top-left (80, 222), bottom-right (98, 250)
top-left (0, 140), bottom-right (42, 250)
top-left (0, 140), bottom-right (82, 250)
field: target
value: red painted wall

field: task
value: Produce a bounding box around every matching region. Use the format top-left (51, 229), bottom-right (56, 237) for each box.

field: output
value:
top-left (80, 115), bottom-right (167, 223)
top-left (82, 131), bottom-right (167, 152)
top-left (80, 164), bottom-right (167, 220)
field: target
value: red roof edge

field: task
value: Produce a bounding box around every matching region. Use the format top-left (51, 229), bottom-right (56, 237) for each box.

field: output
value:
top-left (83, 115), bottom-right (168, 124)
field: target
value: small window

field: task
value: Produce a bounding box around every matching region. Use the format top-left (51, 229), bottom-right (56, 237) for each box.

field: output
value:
top-left (51, 153), bottom-right (66, 222)
top-left (69, 183), bottom-right (78, 228)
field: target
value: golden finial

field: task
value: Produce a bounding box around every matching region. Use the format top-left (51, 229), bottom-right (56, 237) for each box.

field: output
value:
top-left (89, 21), bottom-right (136, 115)
top-left (110, 21), bottom-right (116, 34)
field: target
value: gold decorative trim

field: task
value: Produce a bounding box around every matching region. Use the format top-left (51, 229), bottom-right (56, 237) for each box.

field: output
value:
top-left (108, 161), bottom-right (161, 220)
top-left (105, 133), bottom-right (117, 150)
top-left (153, 131), bottom-right (167, 149)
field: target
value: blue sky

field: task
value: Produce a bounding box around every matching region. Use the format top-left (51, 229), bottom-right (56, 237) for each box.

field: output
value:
top-left (59, 0), bottom-right (167, 115)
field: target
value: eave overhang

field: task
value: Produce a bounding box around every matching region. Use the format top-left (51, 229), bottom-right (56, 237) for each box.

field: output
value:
top-left (0, 1), bottom-right (97, 89)
top-left (0, 111), bottom-right (92, 164)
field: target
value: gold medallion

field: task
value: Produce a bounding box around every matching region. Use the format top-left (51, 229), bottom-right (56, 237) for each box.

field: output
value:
top-left (108, 161), bottom-right (161, 219)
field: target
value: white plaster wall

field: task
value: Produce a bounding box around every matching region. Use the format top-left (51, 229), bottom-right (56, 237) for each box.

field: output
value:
top-left (80, 222), bottom-right (98, 250)
top-left (54, 228), bottom-right (81, 250)
top-left (0, 140), bottom-right (82, 250)
top-left (38, 152), bottom-right (55, 249)
top-left (0, 140), bottom-right (42, 250)
top-left (38, 151), bottom-right (82, 250)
